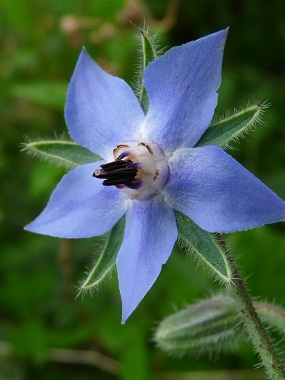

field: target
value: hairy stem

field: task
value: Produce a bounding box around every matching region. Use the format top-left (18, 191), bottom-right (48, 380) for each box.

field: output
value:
top-left (226, 251), bottom-right (285, 379)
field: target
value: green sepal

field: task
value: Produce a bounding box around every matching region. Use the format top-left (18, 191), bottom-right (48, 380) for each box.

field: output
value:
top-left (175, 211), bottom-right (232, 283)
top-left (80, 217), bottom-right (125, 291)
top-left (196, 102), bottom-right (268, 149)
top-left (137, 29), bottom-right (158, 113)
top-left (23, 138), bottom-right (101, 169)
top-left (154, 295), bottom-right (243, 356)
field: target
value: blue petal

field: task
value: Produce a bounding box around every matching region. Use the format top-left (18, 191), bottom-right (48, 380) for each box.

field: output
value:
top-left (141, 29), bottom-right (228, 155)
top-left (64, 49), bottom-right (145, 161)
top-left (25, 163), bottom-right (129, 238)
top-left (117, 196), bottom-right (178, 323)
top-left (164, 146), bottom-right (285, 233)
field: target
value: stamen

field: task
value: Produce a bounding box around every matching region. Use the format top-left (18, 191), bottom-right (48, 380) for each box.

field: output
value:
top-left (93, 142), bottom-right (169, 200)
top-left (93, 159), bottom-right (139, 187)
top-left (102, 178), bottom-right (138, 186)
top-left (95, 168), bottom-right (137, 179)
top-left (100, 159), bottom-right (132, 170)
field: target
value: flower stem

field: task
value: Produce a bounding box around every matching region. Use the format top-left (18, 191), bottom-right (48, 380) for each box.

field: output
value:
top-left (226, 251), bottom-right (285, 379)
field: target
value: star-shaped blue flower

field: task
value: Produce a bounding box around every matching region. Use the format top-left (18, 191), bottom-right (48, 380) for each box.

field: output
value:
top-left (25, 30), bottom-right (285, 322)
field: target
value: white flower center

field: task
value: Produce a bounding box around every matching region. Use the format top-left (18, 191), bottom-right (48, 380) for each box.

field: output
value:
top-left (93, 142), bottom-right (168, 200)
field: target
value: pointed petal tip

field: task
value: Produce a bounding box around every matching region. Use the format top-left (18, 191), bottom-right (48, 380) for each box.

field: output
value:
top-left (64, 42), bottom-right (144, 160)
top-left (79, 46), bottom-right (91, 60)
top-left (142, 27), bottom-right (229, 153)
top-left (24, 164), bottom-right (128, 239)
top-left (121, 302), bottom-right (140, 324)
top-left (205, 28), bottom-right (228, 47)
top-left (165, 146), bottom-right (285, 233)
top-left (223, 27), bottom-right (229, 38)
top-left (201, 28), bottom-right (228, 39)
top-left (212, 27), bottom-right (229, 43)
top-left (117, 198), bottom-right (178, 325)
top-left (121, 314), bottom-right (128, 325)
top-left (121, 302), bottom-right (137, 324)
top-left (24, 224), bottom-right (32, 232)
top-left (23, 218), bottom-right (56, 237)
top-left (78, 47), bottom-right (88, 61)
top-left (23, 224), bottom-right (30, 232)
top-left (23, 220), bottom-right (37, 233)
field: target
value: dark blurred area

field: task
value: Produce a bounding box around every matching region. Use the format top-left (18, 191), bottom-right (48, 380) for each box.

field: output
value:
top-left (1, 0), bottom-right (285, 379)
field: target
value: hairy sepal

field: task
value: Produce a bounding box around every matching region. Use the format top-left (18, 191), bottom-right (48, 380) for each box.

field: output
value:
top-left (175, 211), bottom-right (232, 283)
top-left (196, 102), bottom-right (268, 149)
top-left (79, 217), bottom-right (125, 292)
top-left (23, 137), bottom-right (101, 169)
top-left (154, 295), bottom-right (243, 357)
top-left (135, 28), bottom-right (159, 113)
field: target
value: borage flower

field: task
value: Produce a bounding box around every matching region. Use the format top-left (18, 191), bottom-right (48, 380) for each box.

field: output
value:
top-left (25, 30), bottom-right (285, 323)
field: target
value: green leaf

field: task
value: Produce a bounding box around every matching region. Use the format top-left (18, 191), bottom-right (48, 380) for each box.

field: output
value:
top-left (154, 295), bottom-right (243, 356)
top-left (196, 102), bottom-right (268, 148)
top-left (23, 139), bottom-right (101, 169)
top-left (175, 211), bottom-right (232, 283)
top-left (80, 217), bottom-right (125, 291)
top-left (11, 82), bottom-right (67, 110)
top-left (137, 29), bottom-right (159, 113)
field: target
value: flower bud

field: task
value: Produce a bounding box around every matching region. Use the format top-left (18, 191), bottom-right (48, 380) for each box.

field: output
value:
top-left (154, 295), bottom-right (243, 356)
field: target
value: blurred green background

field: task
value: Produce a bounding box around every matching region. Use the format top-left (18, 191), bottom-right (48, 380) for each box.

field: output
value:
top-left (1, 0), bottom-right (285, 379)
